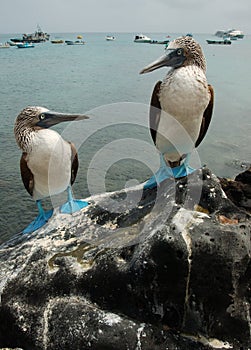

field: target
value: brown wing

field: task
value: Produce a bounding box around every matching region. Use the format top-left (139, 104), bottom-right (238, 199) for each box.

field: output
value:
top-left (69, 142), bottom-right (79, 185)
top-left (149, 81), bottom-right (162, 145)
top-left (195, 84), bottom-right (214, 148)
top-left (20, 153), bottom-right (34, 196)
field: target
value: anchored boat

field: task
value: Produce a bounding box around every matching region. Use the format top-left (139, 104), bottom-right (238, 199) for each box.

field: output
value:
top-left (65, 40), bottom-right (85, 45)
top-left (16, 42), bottom-right (35, 48)
top-left (134, 34), bottom-right (152, 43)
top-left (105, 35), bottom-right (116, 41)
top-left (206, 38), bottom-right (231, 45)
top-left (11, 25), bottom-right (49, 43)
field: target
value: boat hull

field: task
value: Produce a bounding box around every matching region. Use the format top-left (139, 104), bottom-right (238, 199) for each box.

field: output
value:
top-left (16, 43), bottom-right (35, 48)
top-left (11, 26), bottom-right (49, 43)
top-left (149, 40), bottom-right (169, 45)
top-left (51, 40), bottom-right (64, 44)
top-left (206, 39), bottom-right (231, 45)
top-left (134, 39), bottom-right (152, 43)
top-left (65, 40), bottom-right (85, 45)
top-left (106, 36), bottom-right (115, 41)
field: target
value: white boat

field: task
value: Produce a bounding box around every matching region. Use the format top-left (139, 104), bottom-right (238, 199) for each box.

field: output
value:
top-left (215, 29), bottom-right (244, 39)
top-left (134, 34), bottom-right (152, 43)
top-left (0, 42), bottom-right (10, 49)
top-left (228, 29), bottom-right (244, 39)
top-left (106, 35), bottom-right (116, 41)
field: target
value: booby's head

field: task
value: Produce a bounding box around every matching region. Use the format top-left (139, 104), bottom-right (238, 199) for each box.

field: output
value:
top-left (140, 36), bottom-right (206, 74)
top-left (14, 106), bottom-right (89, 150)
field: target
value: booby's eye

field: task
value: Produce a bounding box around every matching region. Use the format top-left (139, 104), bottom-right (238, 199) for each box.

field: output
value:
top-left (176, 49), bottom-right (183, 56)
top-left (40, 114), bottom-right (45, 120)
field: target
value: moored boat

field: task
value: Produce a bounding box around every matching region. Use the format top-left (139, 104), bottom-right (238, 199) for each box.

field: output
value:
top-left (228, 29), bottom-right (244, 39)
top-left (51, 39), bottom-right (64, 44)
top-left (16, 42), bottom-right (35, 48)
top-left (65, 40), bottom-right (85, 45)
top-left (134, 34), bottom-right (152, 43)
top-left (206, 39), bottom-right (231, 45)
top-left (106, 35), bottom-right (116, 41)
top-left (149, 40), bottom-right (169, 45)
top-left (215, 29), bottom-right (244, 39)
top-left (11, 25), bottom-right (50, 43)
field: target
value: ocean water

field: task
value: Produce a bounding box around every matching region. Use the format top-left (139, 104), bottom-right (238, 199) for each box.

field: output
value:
top-left (0, 32), bottom-right (250, 242)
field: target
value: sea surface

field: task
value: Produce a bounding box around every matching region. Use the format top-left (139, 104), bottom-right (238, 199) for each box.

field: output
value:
top-left (0, 32), bottom-right (250, 242)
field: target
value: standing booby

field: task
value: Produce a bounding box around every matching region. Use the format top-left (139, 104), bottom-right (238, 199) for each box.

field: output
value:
top-left (140, 36), bottom-right (214, 188)
top-left (14, 106), bottom-right (89, 234)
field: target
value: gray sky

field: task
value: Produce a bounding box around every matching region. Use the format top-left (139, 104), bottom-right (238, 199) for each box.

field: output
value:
top-left (1, 0), bottom-right (250, 34)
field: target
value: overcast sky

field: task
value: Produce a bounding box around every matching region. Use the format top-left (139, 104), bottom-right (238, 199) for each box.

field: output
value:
top-left (1, 0), bottom-right (250, 34)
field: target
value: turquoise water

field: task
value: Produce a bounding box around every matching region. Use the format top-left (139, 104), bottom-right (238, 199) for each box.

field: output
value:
top-left (0, 32), bottom-right (250, 241)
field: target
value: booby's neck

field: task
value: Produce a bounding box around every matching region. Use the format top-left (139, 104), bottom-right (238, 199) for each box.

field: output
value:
top-left (170, 58), bottom-right (206, 75)
top-left (14, 124), bottom-right (37, 153)
top-left (183, 57), bottom-right (206, 73)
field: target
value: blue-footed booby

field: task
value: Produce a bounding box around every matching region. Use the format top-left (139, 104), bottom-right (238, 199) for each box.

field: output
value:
top-left (14, 106), bottom-right (89, 234)
top-left (140, 36), bottom-right (214, 188)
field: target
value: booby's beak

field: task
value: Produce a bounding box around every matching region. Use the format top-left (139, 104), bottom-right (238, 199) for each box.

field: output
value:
top-left (36, 111), bottom-right (89, 128)
top-left (140, 48), bottom-right (186, 74)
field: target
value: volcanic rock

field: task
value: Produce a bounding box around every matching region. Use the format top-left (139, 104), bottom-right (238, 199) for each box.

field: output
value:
top-left (0, 168), bottom-right (250, 350)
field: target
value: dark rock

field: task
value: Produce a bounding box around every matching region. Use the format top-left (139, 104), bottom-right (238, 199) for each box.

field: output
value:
top-left (235, 166), bottom-right (251, 184)
top-left (219, 166), bottom-right (251, 211)
top-left (0, 167), bottom-right (250, 349)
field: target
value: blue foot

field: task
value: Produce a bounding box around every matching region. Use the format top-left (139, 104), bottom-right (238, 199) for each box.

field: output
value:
top-left (60, 186), bottom-right (89, 214)
top-left (60, 199), bottom-right (89, 214)
top-left (23, 201), bottom-right (53, 234)
top-left (143, 154), bottom-right (196, 189)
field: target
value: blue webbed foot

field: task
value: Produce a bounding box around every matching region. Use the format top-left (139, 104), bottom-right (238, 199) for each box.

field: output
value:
top-left (143, 154), bottom-right (195, 189)
top-left (22, 200), bottom-right (53, 234)
top-left (60, 187), bottom-right (89, 214)
top-left (60, 199), bottom-right (89, 214)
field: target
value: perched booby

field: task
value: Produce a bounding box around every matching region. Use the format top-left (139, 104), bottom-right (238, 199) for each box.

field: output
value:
top-left (14, 106), bottom-right (89, 234)
top-left (140, 36), bottom-right (214, 188)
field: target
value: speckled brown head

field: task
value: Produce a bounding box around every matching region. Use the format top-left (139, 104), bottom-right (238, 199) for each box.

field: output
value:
top-left (140, 36), bottom-right (206, 74)
top-left (14, 106), bottom-right (49, 151)
top-left (14, 106), bottom-right (89, 152)
top-left (168, 36), bottom-right (206, 71)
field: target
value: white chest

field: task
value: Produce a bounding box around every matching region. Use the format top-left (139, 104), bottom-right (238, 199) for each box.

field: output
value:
top-left (160, 66), bottom-right (209, 119)
top-left (27, 129), bottom-right (72, 199)
top-left (156, 66), bottom-right (210, 161)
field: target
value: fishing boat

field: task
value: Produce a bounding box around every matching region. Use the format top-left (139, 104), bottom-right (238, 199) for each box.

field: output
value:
top-left (51, 39), bottom-right (64, 44)
top-left (16, 42), bottom-right (35, 48)
top-left (206, 38), bottom-right (231, 45)
top-left (65, 40), bottom-right (85, 45)
top-left (11, 25), bottom-right (50, 43)
top-left (134, 34), bottom-right (152, 43)
top-left (215, 29), bottom-right (244, 39)
top-left (106, 35), bottom-right (116, 41)
top-left (149, 40), bottom-right (169, 45)
top-left (228, 29), bottom-right (244, 39)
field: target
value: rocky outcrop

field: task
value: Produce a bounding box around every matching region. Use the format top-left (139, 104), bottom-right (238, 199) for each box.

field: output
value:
top-left (219, 166), bottom-right (251, 211)
top-left (0, 167), bottom-right (250, 350)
